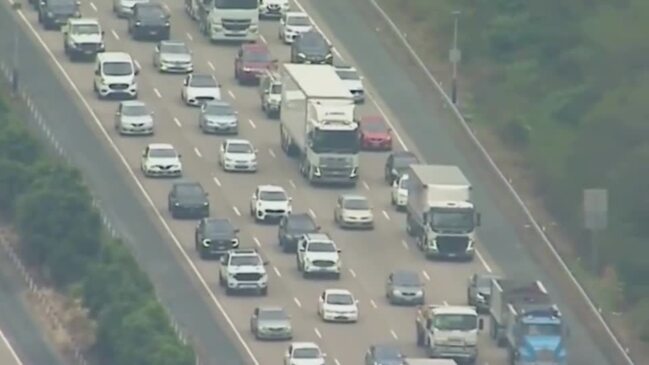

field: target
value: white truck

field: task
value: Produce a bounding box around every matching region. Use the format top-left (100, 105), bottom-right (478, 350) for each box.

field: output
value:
top-left (406, 164), bottom-right (481, 260)
top-left (296, 233), bottom-right (342, 279)
top-left (62, 18), bottom-right (105, 61)
top-left (185, 0), bottom-right (259, 42)
top-left (415, 304), bottom-right (483, 364)
top-left (279, 64), bottom-right (360, 186)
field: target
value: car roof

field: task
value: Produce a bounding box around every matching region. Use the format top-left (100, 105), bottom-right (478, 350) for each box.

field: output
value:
top-left (258, 184), bottom-right (286, 192)
top-left (120, 100), bottom-right (146, 107)
top-left (69, 18), bottom-right (100, 25)
top-left (204, 217), bottom-right (233, 227)
top-left (298, 30), bottom-right (325, 42)
top-left (160, 40), bottom-right (187, 47)
top-left (324, 288), bottom-right (352, 296)
top-left (148, 143), bottom-right (174, 150)
top-left (98, 52), bottom-right (132, 62)
top-left (226, 138), bottom-right (252, 145)
top-left (241, 43), bottom-right (269, 53)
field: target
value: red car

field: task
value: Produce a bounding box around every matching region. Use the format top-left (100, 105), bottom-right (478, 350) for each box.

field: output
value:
top-left (358, 115), bottom-right (393, 150)
top-left (234, 43), bottom-right (275, 85)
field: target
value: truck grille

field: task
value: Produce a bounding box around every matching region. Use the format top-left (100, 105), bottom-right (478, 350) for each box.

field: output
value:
top-left (322, 168), bottom-right (352, 177)
top-left (223, 19), bottom-right (251, 31)
top-left (234, 273), bottom-right (262, 281)
top-left (437, 236), bottom-right (469, 253)
top-left (312, 260), bottom-right (335, 267)
top-left (109, 83), bottom-right (129, 90)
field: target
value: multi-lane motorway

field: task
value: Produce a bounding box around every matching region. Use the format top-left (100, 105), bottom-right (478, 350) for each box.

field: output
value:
top-left (4, 0), bottom-right (614, 363)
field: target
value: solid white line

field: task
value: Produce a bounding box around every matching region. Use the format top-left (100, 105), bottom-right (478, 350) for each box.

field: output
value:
top-left (332, 48), bottom-right (342, 58)
top-left (153, 88), bottom-right (162, 98)
top-left (382, 210), bottom-right (390, 220)
top-left (314, 327), bottom-right (322, 339)
top-left (259, 34), bottom-right (267, 44)
top-left (273, 266), bottom-right (281, 277)
top-left (308, 209), bottom-right (316, 218)
top-left (186, 32), bottom-right (193, 41)
top-left (173, 117), bottom-right (182, 127)
top-left (476, 251), bottom-right (492, 273)
top-left (362, 180), bottom-right (370, 190)
top-left (232, 206), bottom-right (241, 216)
top-left (422, 270), bottom-right (430, 281)
top-left (89, 1), bottom-right (97, 11)
top-left (370, 299), bottom-right (377, 308)
top-left (227, 90), bottom-right (236, 99)
top-left (248, 119), bottom-right (256, 129)
top-left (253, 237), bottom-right (261, 247)
top-left (268, 148), bottom-right (276, 158)
top-left (289, 179), bottom-right (296, 188)
top-left (134, 60), bottom-right (141, 70)
top-left (193, 147), bottom-right (202, 157)
top-left (0, 327), bottom-right (25, 365)
top-left (293, 297), bottom-right (302, 307)
top-left (348, 268), bottom-right (356, 278)
top-left (213, 176), bottom-right (222, 187)
top-left (207, 61), bottom-right (215, 71)
top-left (390, 329), bottom-right (398, 340)
top-left (334, 358), bottom-right (341, 365)
top-left (401, 240), bottom-right (409, 250)
top-left (110, 29), bottom-right (119, 40)
top-left (11, 9), bottom-right (261, 364)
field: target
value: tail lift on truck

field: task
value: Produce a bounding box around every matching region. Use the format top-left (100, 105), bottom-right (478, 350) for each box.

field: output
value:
top-left (279, 64), bottom-right (360, 186)
top-left (406, 164), bottom-right (481, 260)
top-left (489, 279), bottom-right (569, 365)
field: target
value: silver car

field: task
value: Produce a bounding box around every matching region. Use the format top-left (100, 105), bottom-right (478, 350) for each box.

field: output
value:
top-left (199, 100), bottom-right (238, 134)
top-left (153, 40), bottom-right (193, 73)
top-left (219, 139), bottom-right (258, 172)
top-left (113, 0), bottom-right (149, 17)
top-left (250, 306), bottom-right (292, 340)
top-left (334, 194), bottom-right (374, 229)
top-left (386, 270), bottom-right (425, 305)
top-left (114, 101), bottom-right (154, 135)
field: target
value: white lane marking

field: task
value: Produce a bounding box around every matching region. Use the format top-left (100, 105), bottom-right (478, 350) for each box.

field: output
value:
top-left (213, 176), bottom-right (222, 187)
top-left (232, 206), bottom-right (241, 216)
top-left (253, 237), bottom-right (261, 247)
top-left (193, 147), bottom-right (202, 157)
top-left (289, 179), bottom-right (296, 188)
top-left (207, 61), bottom-right (215, 71)
top-left (348, 268), bottom-right (356, 278)
top-left (443, 300), bottom-right (449, 306)
top-left (110, 29), bottom-right (119, 40)
top-left (370, 299), bottom-right (377, 308)
top-left (382, 210), bottom-right (390, 220)
top-left (314, 327), bottom-right (322, 339)
top-left (390, 329), bottom-right (399, 340)
top-left (401, 240), bottom-right (409, 250)
top-left (227, 90), bottom-right (236, 99)
top-left (13, 10), bottom-right (261, 364)
top-left (362, 180), bottom-right (370, 190)
top-left (0, 326), bottom-right (25, 365)
top-left (173, 117), bottom-right (182, 127)
top-left (308, 208), bottom-right (316, 218)
top-left (134, 60), bottom-right (141, 70)
top-left (268, 148), bottom-right (276, 158)
top-left (259, 34), bottom-right (267, 44)
top-left (273, 266), bottom-right (282, 277)
top-left (334, 359), bottom-right (341, 365)
top-left (293, 297), bottom-right (302, 308)
top-left (89, 2), bottom-right (97, 11)
top-left (186, 32), bottom-right (193, 41)
top-left (476, 251), bottom-right (492, 273)
top-left (162, 3), bottom-right (170, 11)
top-left (153, 88), bottom-right (162, 98)
top-left (248, 119), bottom-right (256, 129)
top-left (422, 270), bottom-right (430, 281)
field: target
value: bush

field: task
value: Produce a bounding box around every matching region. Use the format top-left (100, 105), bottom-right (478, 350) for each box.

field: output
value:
top-left (0, 90), bottom-right (194, 363)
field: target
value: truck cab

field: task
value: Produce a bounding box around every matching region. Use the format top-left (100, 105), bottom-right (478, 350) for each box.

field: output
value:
top-left (259, 70), bottom-right (282, 118)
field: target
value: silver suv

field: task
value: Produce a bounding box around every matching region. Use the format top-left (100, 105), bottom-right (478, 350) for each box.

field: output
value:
top-left (219, 249), bottom-right (268, 295)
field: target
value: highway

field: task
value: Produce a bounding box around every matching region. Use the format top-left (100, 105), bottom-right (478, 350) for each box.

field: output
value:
top-left (4, 0), bottom-right (612, 364)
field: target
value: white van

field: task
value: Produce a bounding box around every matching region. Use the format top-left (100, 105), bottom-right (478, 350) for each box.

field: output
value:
top-left (93, 52), bottom-right (139, 99)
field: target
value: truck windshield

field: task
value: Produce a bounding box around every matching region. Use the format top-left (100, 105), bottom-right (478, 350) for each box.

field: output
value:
top-left (214, 0), bottom-right (257, 9)
top-left (311, 130), bottom-right (359, 153)
top-left (432, 314), bottom-right (477, 331)
top-left (429, 209), bottom-right (475, 232)
top-left (523, 323), bottom-right (562, 336)
top-left (270, 84), bottom-right (282, 94)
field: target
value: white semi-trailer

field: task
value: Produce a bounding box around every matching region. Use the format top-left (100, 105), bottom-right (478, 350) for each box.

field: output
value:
top-left (279, 64), bottom-right (360, 186)
top-left (406, 164), bottom-right (481, 260)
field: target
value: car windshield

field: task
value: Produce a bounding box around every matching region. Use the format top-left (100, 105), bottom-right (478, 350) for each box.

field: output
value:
top-left (149, 148), bottom-right (177, 158)
top-left (308, 241), bottom-right (336, 252)
top-left (103, 62), bottom-right (133, 76)
top-left (49, 0), bottom-right (76, 10)
top-left (287, 218), bottom-right (316, 232)
top-left (72, 24), bottom-right (100, 34)
top-left (190, 76), bottom-right (217, 88)
top-left (327, 293), bottom-right (354, 305)
top-left (374, 346), bottom-right (401, 360)
top-left (288, 16), bottom-right (310, 26)
top-left (362, 119), bottom-right (389, 132)
top-left (293, 348), bottom-right (320, 359)
top-left (336, 69), bottom-right (360, 80)
top-left (139, 7), bottom-right (166, 19)
top-left (226, 143), bottom-right (253, 154)
top-left (259, 191), bottom-right (287, 201)
top-left (432, 314), bottom-right (477, 331)
top-left (177, 184), bottom-right (204, 198)
top-left (393, 154), bottom-right (418, 169)
top-left (270, 84), bottom-right (282, 94)
top-left (393, 272), bottom-right (421, 287)
top-left (161, 43), bottom-right (189, 54)
top-left (259, 309), bottom-right (287, 320)
top-left (205, 104), bottom-right (233, 116)
top-left (399, 177), bottom-right (410, 189)
top-left (244, 51), bottom-right (271, 63)
top-left (343, 198), bottom-right (369, 210)
top-left (122, 104), bottom-right (148, 116)
top-left (230, 255), bottom-right (261, 266)
top-left (205, 222), bottom-right (232, 236)
top-left (301, 34), bottom-right (327, 51)
top-left (214, 0), bottom-right (257, 9)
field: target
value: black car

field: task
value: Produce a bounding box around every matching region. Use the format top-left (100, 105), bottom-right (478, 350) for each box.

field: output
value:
top-left (195, 218), bottom-right (239, 259)
top-left (290, 31), bottom-right (333, 65)
top-left (128, 3), bottom-right (170, 41)
top-left (364, 344), bottom-right (405, 365)
top-left (384, 151), bottom-right (420, 185)
top-left (467, 273), bottom-right (501, 313)
top-left (277, 213), bottom-right (319, 253)
top-left (38, 0), bottom-right (80, 30)
top-left (168, 181), bottom-right (209, 219)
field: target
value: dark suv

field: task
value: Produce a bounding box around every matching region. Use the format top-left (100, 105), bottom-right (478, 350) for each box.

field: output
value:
top-left (128, 3), bottom-right (170, 41)
top-left (38, 0), bottom-right (80, 30)
top-left (290, 31), bottom-right (332, 65)
top-left (277, 213), bottom-right (320, 253)
top-left (195, 218), bottom-right (239, 259)
top-left (384, 151), bottom-right (419, 185)
top-left (168, 181), bottom-right (209, 219)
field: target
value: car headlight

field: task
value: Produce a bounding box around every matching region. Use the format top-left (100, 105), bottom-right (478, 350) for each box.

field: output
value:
top-left (174, 202), bottom-right (180, 206)
top-left (201, 239), bottom-right (210, 247)
top-left (297, 52), bottom-right (306, 58)
top-left (203, 201), bottom-right (209, 206)
top-left (350, 167), bottom-right (358, 177)
top-left (135, 21), bottom-right (141, 26)
top-left (242, 67), bottom-right (252, 72)
top-left (231, 238), bottom-right (239, 247)
top-left (47, 11), bottom-right (53, 16)
top-left (325, 53), bottom-right (333, 59)
top-left (224, 157), bottom-right (234, 163)
top-left (313, 167), bottom-right (321, 176)
top-left (165, 21), bottom-right (170, 26)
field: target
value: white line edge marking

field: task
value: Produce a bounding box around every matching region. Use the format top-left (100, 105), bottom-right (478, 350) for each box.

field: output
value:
top-left (382, 210), bottom-right (390, 220)
top-left (253, 237), bottom-right (261, 247)
top-left (369, 299), bottom-right (377, 308)
top-left (213, 176), bottom-right (221, 187)
top-left (227, 90), bottom-right (236, 99)
top-left (259, 34), bottom-right (267, 43)
top-left (268, 148), bottom-right (276, 158)
top-left (173, 117), bottom-right (182, 127)
top-left (401, 240), bottom-right (409, 250)
top-left (422, 270), bottom-right (430, 281)
top-left (348, 268), bottom-right (356, 278)
top-left (293, 297), bottom-right (302, 307)
top-left (362, 180), bottom-right (370, 190)
top-left (390, 329), bottom-right (398, 340)
top-left (308, 208), bottom-right (316, 218)
top-left (232, 206), bottom-right (241, 216)
top-left (334, 358), bottom-right (341, 365)
top-left (9, 8), bottom-right (261, 365)
top-left (248, 119), bottom-right (256, 129)
top-left (0, 326), bottom-right (25, 365)
top-left (110, 29), bottom-right (119, 40)
top-left (89, 1), bottom-right (97, 11)
top-left (289, 179), bottom-right (296, 188)
top-left (193, 147), bottom-right (202, 157)
top-left (207, 61), bottom-right (215, 71)
top-left (186, 32), bottom-right (193, 41)
top-left (273, 266), bottom-right (281, 277)
top-left (153, 88), bottom-right (162, 98)
top-left (314, 327), bottom-right (322, 339)
top-left (443, 300), bottom-right (449, 306)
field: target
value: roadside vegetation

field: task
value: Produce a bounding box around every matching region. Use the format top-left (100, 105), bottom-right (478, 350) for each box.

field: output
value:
top-left (379, 0), bottom-right (649, 342)
top-left (0, 89), bottom-right (194, 364)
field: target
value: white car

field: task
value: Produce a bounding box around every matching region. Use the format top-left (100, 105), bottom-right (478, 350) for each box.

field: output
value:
top-left (283, 342), bottom-right (326, 365)
top-left (113, 0), bottom-right (149, 17)
top-left (391, 173), bottom-right (409, 210)
top-left (114, 100), bottom-right (154, 135)
top-left (318, 289), bottom-right (359, 323)
top-left (181, 73), bottom-right (221, 106)
top-left (259, 0), bottom-right (288, 19)
top-left (250, 185), bottom-right (292, 222)
top-left (279, 12), bottom-right (313, 44)
top-left (334, 65), bottom-right (365, 103)
top-left (334, 194), bottom-right (374, 229)
top-left (296, 233), bottom-right (341, 279)
top-left (219, 139), bottom-right (258, 172)
top-left (140, 143), bottom-right (182, 177)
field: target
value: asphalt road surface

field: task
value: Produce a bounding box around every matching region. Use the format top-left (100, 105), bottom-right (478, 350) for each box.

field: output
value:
top-left (2, 0), bottom-right (612, 363)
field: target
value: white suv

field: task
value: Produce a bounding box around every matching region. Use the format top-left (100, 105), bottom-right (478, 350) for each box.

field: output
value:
top-left (278, 12), bottom-right (313, 44)
top-left (391, 173), bottom-right (409, 210)
top-left (93, 52), bottom-right (139, 99)
top-left (219, 249), bottom-right (268, 295)
top-left (296, 233), bottom-right (341, 279)
top-left (250, 185), bottom-right (292, 222)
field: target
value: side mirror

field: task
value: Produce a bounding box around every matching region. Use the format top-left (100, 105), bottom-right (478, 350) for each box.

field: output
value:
top-left (272, 58), bottom-right (279, 63)
top-left (315, 225), bottom-right (321, 231)
top-left (183, 79), bottom-right (188, 86)
top-left (94, 70), bottom-right (100, 76)
top-left (298, 247), bottom-right (305, 252)
top-left (387, 127), bottom-right (392, 132)
top-left (134, 67), bottom-right (140, 76)
top-left (178, 153), bottom-right (182, 158)
top-left (141, 152), bottom-right (146, 157)
top-left (101, 30), bottom-right (105, 36)
top-left (254, 149), bottom-right (259, 154)
top-left (355, 299), bottom-right (359, 305)
top-left (288, 197), bottom-right (293, 202)
top-left (476, 213), bottom-right (482, 227)
top-left (322, 353), bottom-right (327, 358)
top-left (478, 318), bottom-right (484, 330)
top-left (234, 228), bottom-right (240, 233)
top-left (262, 259), bottom-right (270, 266)
top-left (392, 180), bottom-right (398, 188)
top-left (337, 249), bottom-right (341, 253)
top-left (150, 111), bottom-right (155, 115)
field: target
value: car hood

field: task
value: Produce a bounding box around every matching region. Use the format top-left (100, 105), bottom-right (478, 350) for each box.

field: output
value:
top-left (69, 33), bottom-right (103, 43)
top-left (121, 114), bottom-right (153, 125)
top-left (258, 319), bottom-right (290, 328)
top-left (161, 53), bottom-right (192, 63)
top-left (287, 25), bottom-right (313, 33)
top-left (224, 152), bottom-right (256, 161)
top-left (305, 251), bottom-right (339, 261)
top-left (204, 115), bottom-right (237, 124)
top-left (227, 265), bottom-right (265, 274)
top-left (341, 79), bottom-right (363, 91)
top-left (323, 303), bottom-right (356, 312)
top-left (146, 157), bottom-right (180, 166)
top-left (186, 86), bottom-right (220, 96)
top-left (342, 209), bottom-right (373, 219)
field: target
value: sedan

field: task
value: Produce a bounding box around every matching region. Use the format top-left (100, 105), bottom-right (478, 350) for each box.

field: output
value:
top-left (359, 115), bottom-right (392, 151)
top-left (199, 100), bottom-right (238, 134)
top-left (364, 344), bottom-right (405, 365)
top-left (250, 306), bottom-right (292, 341)
top-left (140, 143), bottom-right (182, 177)
top-left (181, 74), bottom-right (221, 106)
top-left (334, 194), bottom-right (374, 229)
top-left (219, 139), bottom-right (258, 172)
top-left (386, 270), bottom-right (425, 305)
top-left (114, 100), bottom-right (154, 135)
top-left (167, 181), bottom-right (209, 219)
top-left (153, 40), bottom-right (193, 73)
top-left (318, 289), bottom-right (359, 323)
